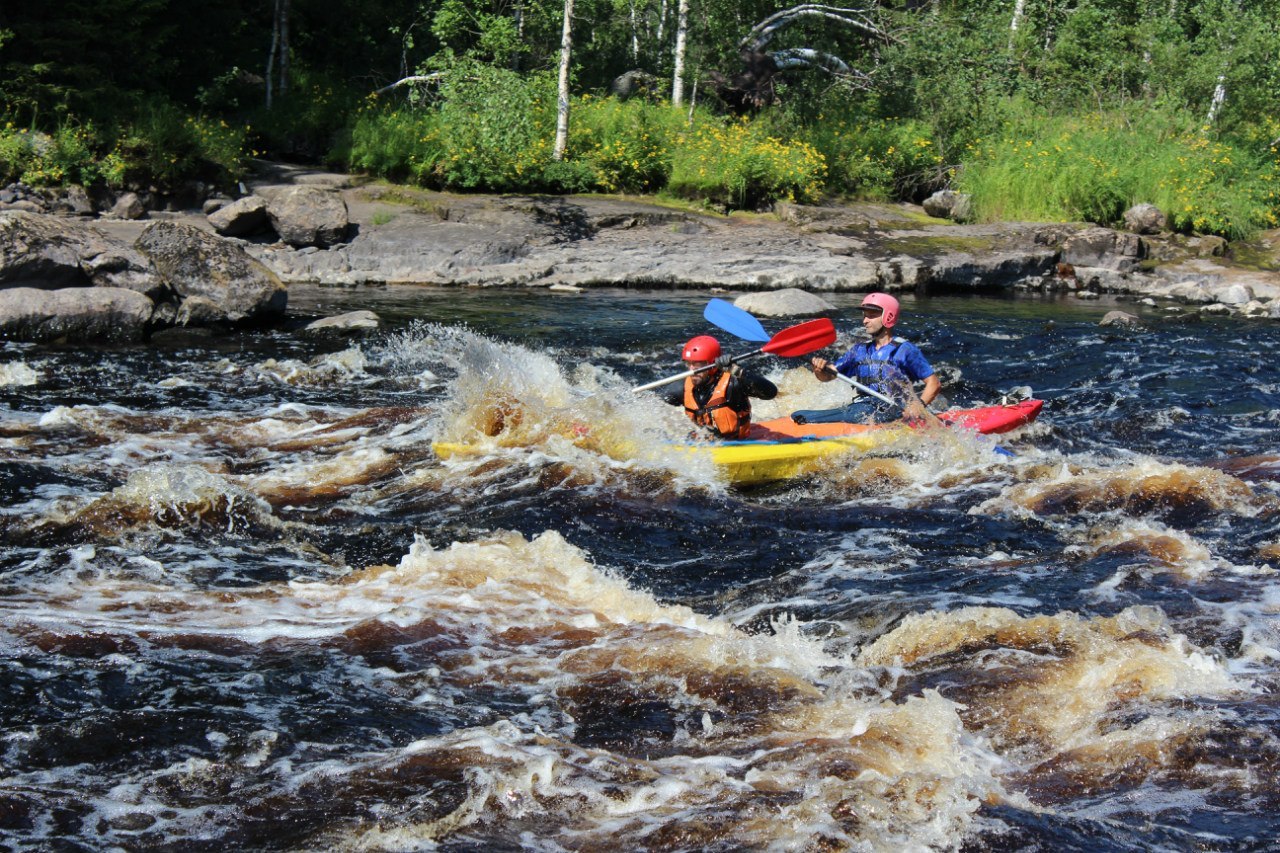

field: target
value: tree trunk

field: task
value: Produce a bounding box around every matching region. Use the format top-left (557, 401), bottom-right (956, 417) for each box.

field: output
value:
top-left (278, 0), bottom-right (290, 97)
top-left (1204, 0), bottom-right (1242, 127)
top-left (1206, 73), bottom-right (1228, 126)
top-left (672, 0), bottom-right (689, 104)
top-left (632, 1), bottom-right (642, 61)
top-left (554, 0), bottom-right (574, 161)
top-left (265, 0), bottom-right (281, 109)
top-left (1009, 0), bottom-right (1027, 50)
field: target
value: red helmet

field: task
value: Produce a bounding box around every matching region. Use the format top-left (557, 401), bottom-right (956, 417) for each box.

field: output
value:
top-left (682, 335), bottom-right (721, 362)
top-left (861, 292), bottom-right (900, 329)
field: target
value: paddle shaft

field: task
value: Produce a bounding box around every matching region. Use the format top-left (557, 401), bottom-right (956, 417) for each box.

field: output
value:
top-left (633, 318), bottom-right (835, 394)
top-left (631, 350), bottom-right (764, 393)
top-left (828, 370), bottom-right (896, 407)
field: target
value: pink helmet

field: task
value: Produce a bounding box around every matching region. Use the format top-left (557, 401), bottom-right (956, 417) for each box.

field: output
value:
top-left (682, 335), bottom-right (721, 362)
top-left (861, 292), bottom-right (900, 328)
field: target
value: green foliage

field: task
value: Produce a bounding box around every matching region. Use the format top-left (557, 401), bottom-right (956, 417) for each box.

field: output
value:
top-left (348, 105), bottom-right (444, 184)
top-left (113, 100), bottom-right (249, 189)
top-left (955, 106), bottom-right (1280, 240)
top-left (434, 62), bottom-right (557, 190)
top-left (568, 96), bottom-right (684, 193)
top-left (247, 68), bottom-right (362, 164)
top-left (667, 116), bottom-right (827, 210)
top-left (799, 115), bottom-right (945, 201)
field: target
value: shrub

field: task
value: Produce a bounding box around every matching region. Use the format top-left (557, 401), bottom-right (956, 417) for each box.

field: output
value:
top-left (801, 116), bottom-right (945, 201)
top-left (348, 105), bottom-right (445, 184)
top-left (568, 96), bottom-right (683, 194)
top-left (668, 117), bottom-right (827, 210)
top-left (433, 63), bottom-right (557, 191)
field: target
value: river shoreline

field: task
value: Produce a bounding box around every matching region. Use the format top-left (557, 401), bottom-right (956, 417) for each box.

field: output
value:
top-left (5, 161), bottom-right (1280, 346)
top-left (223, 164), bottom-right (1280, 315)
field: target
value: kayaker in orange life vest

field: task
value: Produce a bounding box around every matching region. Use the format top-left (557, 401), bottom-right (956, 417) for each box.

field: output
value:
top-left (660, 335), bottom-right (778, 439)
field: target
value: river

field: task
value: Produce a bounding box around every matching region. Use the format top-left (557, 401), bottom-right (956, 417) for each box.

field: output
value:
top-left (1, 286), bottom-right (1277, 851)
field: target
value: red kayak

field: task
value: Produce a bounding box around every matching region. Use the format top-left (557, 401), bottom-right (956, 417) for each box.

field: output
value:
top-left (744, 398), bottom-right (1044, 441)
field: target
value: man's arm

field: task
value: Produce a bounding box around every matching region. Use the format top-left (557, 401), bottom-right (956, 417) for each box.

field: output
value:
top-left (658, 382), bottom-right (685, 407)
top-left (736, 370), bottom-right (777, 400)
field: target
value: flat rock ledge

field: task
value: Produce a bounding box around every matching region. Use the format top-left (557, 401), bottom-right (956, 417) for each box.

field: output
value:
top-left (243, 187), bottom-right (1280, 319)
top-left (6, 167), bottom-right (1280, 343)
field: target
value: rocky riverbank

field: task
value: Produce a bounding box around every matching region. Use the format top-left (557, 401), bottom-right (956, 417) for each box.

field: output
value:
top-left (3, 161), bottom-right (1279, 342)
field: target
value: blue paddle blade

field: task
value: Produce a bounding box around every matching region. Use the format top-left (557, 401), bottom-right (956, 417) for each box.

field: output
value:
top-left (704, 298), bottom-right (769, 342)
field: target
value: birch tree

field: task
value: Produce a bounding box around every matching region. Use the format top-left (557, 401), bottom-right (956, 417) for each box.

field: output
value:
top-left (265, 0), bottom-right (291, 108)
top-left (554, 0), bottom-right (574, 160)
top-left (671, 0), bottom-right (690, 104)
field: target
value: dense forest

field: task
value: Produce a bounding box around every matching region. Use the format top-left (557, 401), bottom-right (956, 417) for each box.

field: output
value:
top-left (2, 1), bottom-right (1278, 237)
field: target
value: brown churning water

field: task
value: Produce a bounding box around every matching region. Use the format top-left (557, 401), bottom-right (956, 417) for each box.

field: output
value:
top-left (0, 290), bottom-right (1277, 850)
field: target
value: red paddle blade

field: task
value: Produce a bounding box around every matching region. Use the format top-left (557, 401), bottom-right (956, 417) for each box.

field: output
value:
top-left (761, 318), bottom-right (836, 357)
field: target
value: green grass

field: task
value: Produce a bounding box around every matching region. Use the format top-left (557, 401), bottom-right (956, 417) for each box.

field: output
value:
top-left (955, 106), bottom-right (1280, 240)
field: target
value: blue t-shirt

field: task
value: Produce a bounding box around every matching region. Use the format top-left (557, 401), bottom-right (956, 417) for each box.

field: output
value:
top-left (831, 338), bottom-right (934, 400)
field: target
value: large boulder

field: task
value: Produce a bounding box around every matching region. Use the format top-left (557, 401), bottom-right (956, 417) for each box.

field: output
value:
top-left (0, 211), bottom-right (165, 297)
top-left (1062, 226), bottom-right (1145, 272)
top-left (264, 186), bottom-right (349, 248)
top-left (135, 221), bottom-right (286, 323)
top-left (208, 195), bottom-right (270, 237)
top-left (922, 190), bottom-right (973, 222)
top-left (734, 288), bottom-right (836, 317)
top-left (0, 286), bottom-right (154, 342)
top-left (1122, 203), bottom-right (1167, 235)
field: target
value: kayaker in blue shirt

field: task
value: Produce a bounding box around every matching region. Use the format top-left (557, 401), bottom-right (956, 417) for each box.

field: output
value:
top-left (660, 335), bottom-right (777, 439)
top-left (790, 292), bottom-right (939, 425)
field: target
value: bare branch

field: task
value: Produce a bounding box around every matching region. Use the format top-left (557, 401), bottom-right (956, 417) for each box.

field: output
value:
top-left (741, 5), bottom-right (890, 53)
top-left (373, 73), bottom-right (443, 96)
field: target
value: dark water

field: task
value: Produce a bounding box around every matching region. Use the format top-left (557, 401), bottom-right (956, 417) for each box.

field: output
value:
top-left (1, 286), bottom-right (1277, 851)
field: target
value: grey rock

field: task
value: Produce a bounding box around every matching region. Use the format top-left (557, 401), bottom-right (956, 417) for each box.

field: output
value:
top-left (733, 288), bottom-right (835, 318)
top-left (48, 185), bottom-right (94, 217)
top-left (1167, 282), bottom-right (1215, 303)
top-left (111, 192), bottom-right (147, 220)
top-left (922, 190), bottom-right (973, 221)
top-left (1062, 226), bottom-right (1145, 272)
top-left (1201, 303), bottom-right (1231, 315)
top-left (264, 186), bottom-right (349, 247)
top-left (0, 211), bottom-right (165, 297)
top-left (1217, 283), bottom-right (1253, 305)
top-left (303, 310), bottom-right (380, 335)
top-left (135, 221), bottom-right (286, 323)
top-left (176, 295), bottom-right (229, 326)
top-left (1189, 235), bottom-right (1228, 257)
top-left (207, 195), bottom-right (269, 238)
top-left (0, 286), bottom-right (153, 342)
top-left (1100, 310), bottom-right (1141, 327)
top-left (1123, 203), bottom-right (1167, 235)
top-left (203, 197), bottom-right (231, 215)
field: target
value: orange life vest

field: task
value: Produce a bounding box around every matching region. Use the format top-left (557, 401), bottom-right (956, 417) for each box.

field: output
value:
top-left (683, 371), bottom-right (751, 439)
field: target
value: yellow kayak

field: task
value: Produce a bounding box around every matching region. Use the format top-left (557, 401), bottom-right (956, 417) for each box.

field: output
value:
top-left (434, 400), bottom-right (1042, 487)
top-left (673, 428), bottom-right (903, 485)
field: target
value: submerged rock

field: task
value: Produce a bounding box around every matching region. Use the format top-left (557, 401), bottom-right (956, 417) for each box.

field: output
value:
top-left (734, 288), bottom-right (835, 317)
top-left (303, 310), bottom-right (380, 335)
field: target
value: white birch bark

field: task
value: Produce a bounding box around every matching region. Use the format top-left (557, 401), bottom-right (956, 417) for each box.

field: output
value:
top-left (672, 0), bottom-right (689, 104)
top-left (629, 1), bottom-right (640, 61)
top-left (554, 0), bottom-right (574, 161)
top-left (1009, 0), bottom-right (1027, 50)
